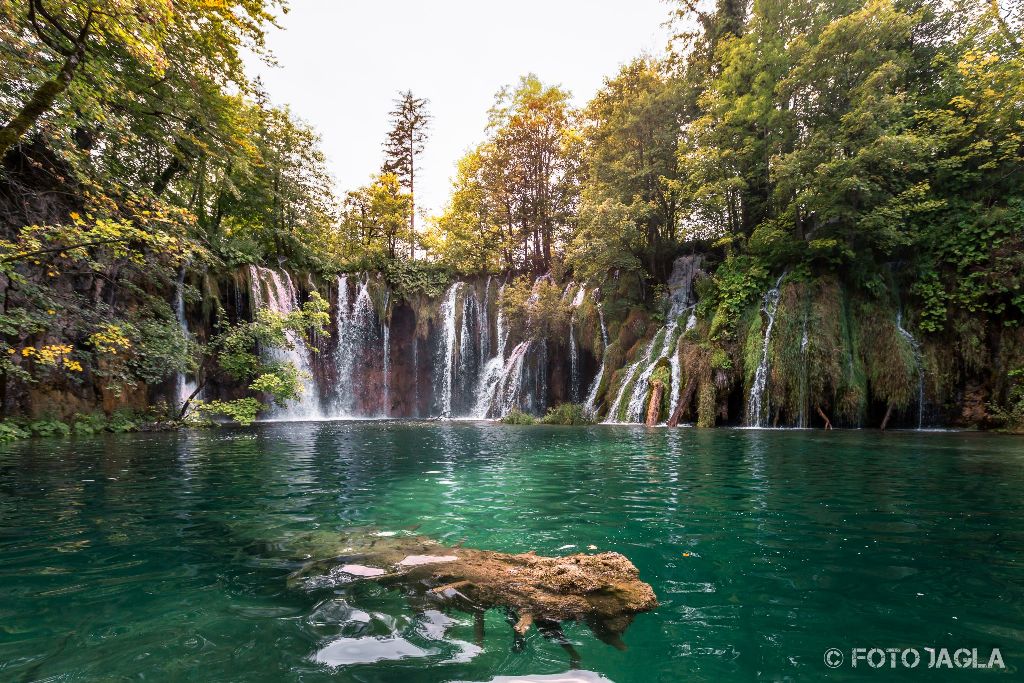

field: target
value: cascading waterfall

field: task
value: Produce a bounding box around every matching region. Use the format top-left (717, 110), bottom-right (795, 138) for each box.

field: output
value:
top-left (494, 340), bottom-right (533, 415)
top-left (471, 275), bottom-right (558, 419)
top-left (604, 255), bottom-right (701, 424)
top-left (472, 283), bottom-right (507, 418)
top-left (746, 274), bottom-right (785, 428)
top-left (174, 268), bottom-right (198, 407)
top-left (381, 289), bottom-right (391, 415)
top-left (568, 285), bottom-right (587, 403)
top-left (332, 275), bottom-right (389, 417)
top-left (438, 282), bottom-right (462, 418)
top-left (249, 266), bottom-right (322, 421)
top-left (797, 308), bottom-right (809, 428)
top-left (232, 269), bottom-right (588, 421)
top-left (582, 303), bottom-right (609, 415)
top-left (895, 310), bottom-right (925, 429)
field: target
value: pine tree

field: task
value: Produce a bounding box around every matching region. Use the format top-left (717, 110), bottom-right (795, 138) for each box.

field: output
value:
top-left (382, 90), bottom-right (431, 258)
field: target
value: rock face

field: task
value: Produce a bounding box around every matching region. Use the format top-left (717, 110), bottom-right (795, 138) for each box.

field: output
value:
top-left (288, 530), bottom-right (658, 648)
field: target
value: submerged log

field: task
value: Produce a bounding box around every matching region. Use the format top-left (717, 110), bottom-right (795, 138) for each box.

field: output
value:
top-left (645, 380), bottom-right (664, 426)
top-left (880, 401), bottom-right (895, 431)
top-left (288, 530), bottom-right (658, 647)
top-left (667, 376), bottom-right (697, 427)
top-left (816, 404), bottom-right (833, 430)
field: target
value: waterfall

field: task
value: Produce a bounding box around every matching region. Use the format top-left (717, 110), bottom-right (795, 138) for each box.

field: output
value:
top-left (668, 318), bottom-right (686, 414)
top-left (472, 284), bottom-right (507, 418)
top-left (471, 275), bottom-right (557, 419)
top-left (604, 255), bottom-right (701, 424)
top-left (494, 340), bottom-right (532, 415)
top-left (480, 277), bottom-right (492, 361)
top-left (249, 266), bottom-right (322, 421)
top-left (746, 275), bottom-right (785, 428)
top-left (174, 268), bottom-right (198, 408)
top-left (568, 285), bottom-right (587, 403)
top-left (332, 275), bottom-right (388, 417)
top-left (895, 310), bottom-right (925, 429)
top-left (381, 289), bottom-right (391, 416)
top-left (798, 308), bottom-right (809, 428)
top-left (582, 303), bottom-right (609, 415)
top-left (608, 329), bottom-right (671, 423)
top-left (438, 282), bottom-right (462, 418)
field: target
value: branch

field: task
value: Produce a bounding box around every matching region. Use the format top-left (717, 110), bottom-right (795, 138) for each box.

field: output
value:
top-left (0, 237), bottom-right (132, 263)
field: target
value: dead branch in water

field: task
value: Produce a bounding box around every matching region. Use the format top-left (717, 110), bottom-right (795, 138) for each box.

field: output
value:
top-left (287, 530), bottom-right (658, 649)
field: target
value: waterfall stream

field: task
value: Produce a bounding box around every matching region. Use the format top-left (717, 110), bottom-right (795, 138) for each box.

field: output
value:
top-left (437, 282), bottom-right (462, 418)
top-left (895, 310), bottom-right (925, 429)
top-left (603, 255), bottom-right (701, 424)
top-left (174, 268), bottom-right (198, 408)
top-left (746, 275), bottom-right (785, 428)
top-left (582, 303), bottom-right (609, 415)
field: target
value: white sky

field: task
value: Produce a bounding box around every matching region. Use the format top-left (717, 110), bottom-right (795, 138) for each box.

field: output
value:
top-left (245, 0), bottom-right (673, 221)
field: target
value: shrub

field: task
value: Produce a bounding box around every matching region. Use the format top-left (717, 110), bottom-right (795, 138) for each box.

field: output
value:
top-left (72, 413), bottom-right (109, 435)
top-left (541, 403), bottom-right (595, 426)
top-left (27, 418), bottom-right (71, 437)
top-left (0, 421), bottom-right (30, 442)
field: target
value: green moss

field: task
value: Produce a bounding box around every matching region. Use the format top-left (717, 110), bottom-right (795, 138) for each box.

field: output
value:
top-left (697, 381), bottom-right (717, 428)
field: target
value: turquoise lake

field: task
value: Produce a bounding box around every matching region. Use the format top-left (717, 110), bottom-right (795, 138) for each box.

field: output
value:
top-left (1, 423), bottom-right (1022, 681)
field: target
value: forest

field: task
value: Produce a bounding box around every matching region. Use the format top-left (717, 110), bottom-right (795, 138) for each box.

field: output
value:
top-left (0, 0), bottom-right (1022, 436)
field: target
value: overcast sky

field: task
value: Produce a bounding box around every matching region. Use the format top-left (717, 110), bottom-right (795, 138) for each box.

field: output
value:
top-left (245, 0), bottom-right (673, 220)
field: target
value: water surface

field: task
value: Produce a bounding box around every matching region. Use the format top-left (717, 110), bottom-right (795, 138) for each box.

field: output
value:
top-left (1, 424), bottom-right (1022, 681)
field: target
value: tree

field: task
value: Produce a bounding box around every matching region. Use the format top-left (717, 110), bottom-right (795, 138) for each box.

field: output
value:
top-left (382, 90), bottom-right (430, 258)
top-left (0, 0), bottom-right (281, 160)
top-left (572, 58), bottom-right (685, 284)
top-left (337, 173), bottom-right (412, 263)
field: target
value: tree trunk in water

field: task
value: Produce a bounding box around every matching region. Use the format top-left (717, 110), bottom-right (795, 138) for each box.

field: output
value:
top-left (815, 404), bottom-right (833, 430)
top-left (880, 402), bottom-right (895, 431)
top-left (0, 50), bottom-right (81, 160)
top-left (667, 376), bottom-right (697, 427)
top-left (645, 381), bottom-right (664, 426)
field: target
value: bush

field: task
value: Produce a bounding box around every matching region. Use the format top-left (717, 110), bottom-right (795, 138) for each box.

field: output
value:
top-left (0, 421), bottom-right (30, 442)
top-left (72, 413), bottom-right (109, 435)
top-left (28, 418), bottom-right (71, 437)
top-left (499, 408), bottom-right (536, 425)
top-left (108, 410), bottom-right (141, 433)
top-left (541, 403), bottom-right (595, 426)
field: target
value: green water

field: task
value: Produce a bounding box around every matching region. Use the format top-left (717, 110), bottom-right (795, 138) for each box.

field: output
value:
top-left (1, 424), bottom-right (1023, 681)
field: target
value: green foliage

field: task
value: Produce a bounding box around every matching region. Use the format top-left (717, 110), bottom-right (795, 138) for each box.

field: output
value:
top-left (27, 417), bottom-right (70, 437)
top-left (381, 259), bottom-right (452, 301)
top-left (189, 290), bottom-right (329, 424)
top-left (0, 421), bottom-right (30, 441)
top-left (499, 276), bottom-right (570, 341)
top-left (424, 75), bottom-right (580, 272)
top-left (335, 173), bottom-right (413, 263)
top-left (990, 369), bottom-right (1024, 433)
top-left (540, 403), bottom-right (595, 425)
top-left (72, 412), bottom-right (109, 435)
top-left (698, 256), bottom-right (770, 340)
top-left (499, 408), bottom-right (536, 425)
top-left (191, 398), bottom-right (263, 427)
